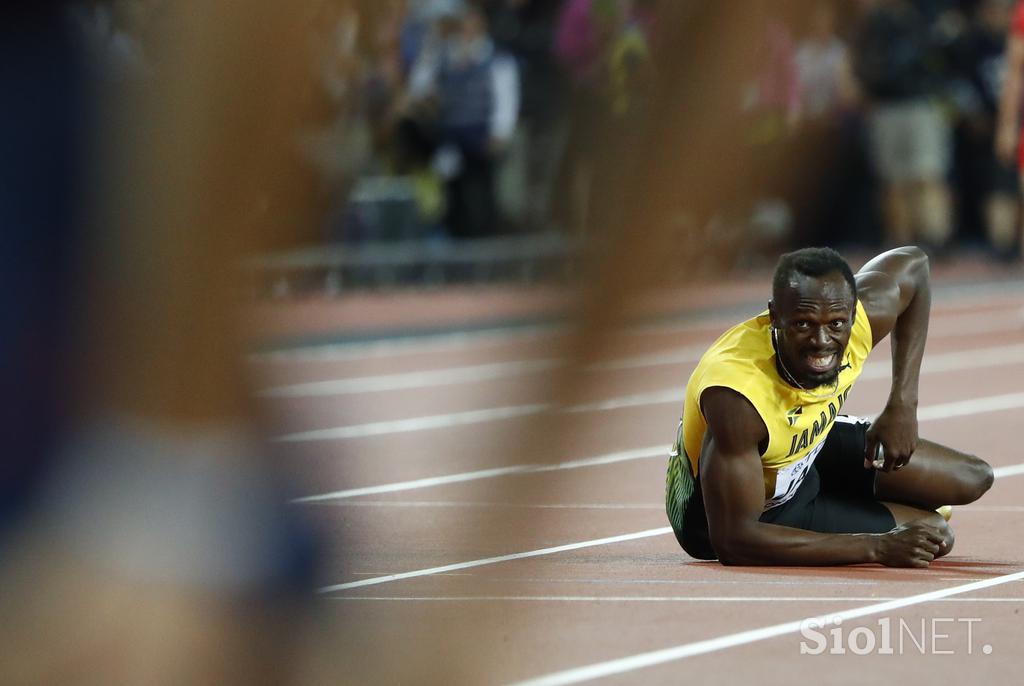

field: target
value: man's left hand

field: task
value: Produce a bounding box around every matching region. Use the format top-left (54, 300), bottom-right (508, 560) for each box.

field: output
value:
top-left (864, 404), bottom-right (918, 472)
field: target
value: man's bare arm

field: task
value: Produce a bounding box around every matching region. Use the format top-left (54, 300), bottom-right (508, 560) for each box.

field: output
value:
top-left (700, 386), bottom-right (944, 567)
top-left (855, 246), bottom-right (931, 471)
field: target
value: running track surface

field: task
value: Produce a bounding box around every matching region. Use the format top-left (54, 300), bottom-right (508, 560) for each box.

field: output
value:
top-left (250, 260), bottom-right (1024, 684)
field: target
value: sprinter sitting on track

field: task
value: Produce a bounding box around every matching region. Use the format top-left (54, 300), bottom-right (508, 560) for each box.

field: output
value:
top-left (665, 247), bottom-right (994, 566)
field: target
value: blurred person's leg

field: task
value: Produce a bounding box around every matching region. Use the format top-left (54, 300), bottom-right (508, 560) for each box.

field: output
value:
top-left (868, 100), bottom-right (953, 249)
top-left (523, 113), bottom-right (571, 233)
top-left (882, 183), bottom-right (915, 246)
top-left (869, 103), bottom-right (915, 246)
top-left (445, 129), bottom-right (498, 239)
top-left (465, 149), bottom-right (499, 237)
top-left (559, 86), bottom-right (601, 236)
top-left (1017, 172), bottom-right (1024, 259)
top-left (985, 191), bottom-right (1020, 256)
top-left (909, 102), bottom-right (954, 250)
top-left (496, 123), bottom-right (528, 229)
top-left (915, 178), bottom-right (954, 249)
top-left (983, 159), bottom-right (1021, 258)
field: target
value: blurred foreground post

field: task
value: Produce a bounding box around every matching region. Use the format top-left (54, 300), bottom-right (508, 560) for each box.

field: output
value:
top-left (0, 1), bottom-right (335, 683)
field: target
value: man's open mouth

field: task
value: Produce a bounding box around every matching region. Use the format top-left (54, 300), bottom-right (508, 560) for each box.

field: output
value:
top-left (805, 352), bottom-right (837, 374)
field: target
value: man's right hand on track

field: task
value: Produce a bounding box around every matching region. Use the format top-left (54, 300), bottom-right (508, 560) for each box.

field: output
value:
top-left (873, 521), bottom-right (948, 568)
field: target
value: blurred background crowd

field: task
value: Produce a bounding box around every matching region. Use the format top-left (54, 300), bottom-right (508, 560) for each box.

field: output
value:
top-left (69, 0), bottom-right (1024, 286)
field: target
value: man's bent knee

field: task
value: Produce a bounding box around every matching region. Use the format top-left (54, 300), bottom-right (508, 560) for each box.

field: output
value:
top-left (956, 456), bottom-right (994, 504)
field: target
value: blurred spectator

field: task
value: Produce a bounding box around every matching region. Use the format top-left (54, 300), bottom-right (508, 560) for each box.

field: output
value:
top-left (736, 1), bottom-right (802, 256)
top-left (554, 0), bottom-right (654, 236)
top-left (795, 1), bottom-right (859, 121)
top-left (952, 0), bottom-right (1019, 258)
top-left (302, 1), bottom-right (369, 188)
top-left (742, 2), bottom-right (801, 144)
top-left (788, 0), bottom-right (871, 248)
top-left (853, 0), bottom-right (961, 251)
top-left (406, 0), bottom-right (521, 239)
top-left (363, 1), bottom-right (410, 166)
top-left (995, 0), bottom-right (1024, 259)
top-left (489, 0), bottom-right (570, 234)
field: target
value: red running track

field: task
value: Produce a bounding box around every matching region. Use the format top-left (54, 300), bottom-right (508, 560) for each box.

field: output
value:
top-left (251, 265), bottom-right (1024, 685)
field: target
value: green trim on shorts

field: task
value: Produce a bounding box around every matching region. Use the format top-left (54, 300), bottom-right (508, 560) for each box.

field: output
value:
top-left (665, 441), bottom-right (696, 534)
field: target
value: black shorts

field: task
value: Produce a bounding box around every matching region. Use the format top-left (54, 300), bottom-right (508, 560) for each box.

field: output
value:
top-left (666, 416), bottom-right (897, 560)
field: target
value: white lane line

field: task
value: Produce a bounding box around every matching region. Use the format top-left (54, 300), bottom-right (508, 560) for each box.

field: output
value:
top-left (276, 403), bottom-right (547, 442)
top-left (512, 570), bottom-right (1024, 686)
top-left (251, 312), bottom-right (745, 366)
top-left (252, 294), bottom-right (1024, 364)
top-left (564, 389), bottom-right (680, 413)
top-left (316, 500), bottom-right (664, 509)
top-left (274, 344), bottom-right (1024, 441)
top-left (992, 463), bottom-right (1024, 479)
top-left (295, 395), bottom-right (1024, 502)
top-left (259, 343), bottom-right (708, 399)
top-left (918, 392), bottom-right (1024, 422)
top-left (294, 500), bottom-right (1024, 512)
top-left (252, 323), bottom-right (558, 364)
top-left (315, 458), bottom-right (1024, 593)
top-left (259, 328), bottom-right (1024, 398)
top-left (259, 343), bottom-right (709, 398)
top-left (484, 577), bottom-right (881, 587)
top-left (274, 388), bottom-right (684, 442)
top-left (862, 343), bottom-right (1024, 380)
top-left (318, 527), bottom-right (673, 593)
top-left (331, 595), bottom-right (1024, 603)
top-left (261, 359), bottom-right (560, 397)
top-left (917, 393), bottom-right (1024, 423)
top-left (292, 446), bottom-right (666, 503)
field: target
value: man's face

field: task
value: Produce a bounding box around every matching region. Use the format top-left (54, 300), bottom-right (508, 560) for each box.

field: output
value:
top-left (770, 271), bottom-right (856, 390)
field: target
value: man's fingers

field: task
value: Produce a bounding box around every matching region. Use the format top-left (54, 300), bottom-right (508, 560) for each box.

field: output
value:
top-left (864, 444), bottom-right (876, 470)
top-left (869, 442), bottom-right (886, 470)
top-left (893, 448), bottom-right (914, 471)
top-left (878, 445), bottom-right (914, 472)
top-left (882, 445), bottom-right (901, 472)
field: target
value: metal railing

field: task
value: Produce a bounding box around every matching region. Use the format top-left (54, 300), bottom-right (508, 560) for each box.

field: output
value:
top-left (245, 231), bottom-right (577, 295)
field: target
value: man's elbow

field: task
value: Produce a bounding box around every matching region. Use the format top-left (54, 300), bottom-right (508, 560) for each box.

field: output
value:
top-left (710, 531), bottom-right (758, 566)
top-left (899, 245), bottom-right (931, 279)
top-left (716, 546), bottom-right (756, 566)
top-left (717, 550), bottom-right (746, 566)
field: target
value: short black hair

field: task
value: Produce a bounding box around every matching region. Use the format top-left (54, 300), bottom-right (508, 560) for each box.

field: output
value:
top-left (772, 247), bottom-right (856, 304)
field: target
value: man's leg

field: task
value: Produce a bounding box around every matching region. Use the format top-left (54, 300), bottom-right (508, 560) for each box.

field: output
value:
top-left (874, 438), bottom-right (994, 511)
top-left (812, 420), bottom-right (965, 557)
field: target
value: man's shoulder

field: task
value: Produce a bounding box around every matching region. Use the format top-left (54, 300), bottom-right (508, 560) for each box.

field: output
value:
top-left (696, 313), bottom-right (773, 373)
top-left (691, 315), bottom-right (780, 409)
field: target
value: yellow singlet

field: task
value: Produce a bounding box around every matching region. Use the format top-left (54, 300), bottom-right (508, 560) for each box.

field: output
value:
top-left (676, 299), bottom-right (872, 510)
